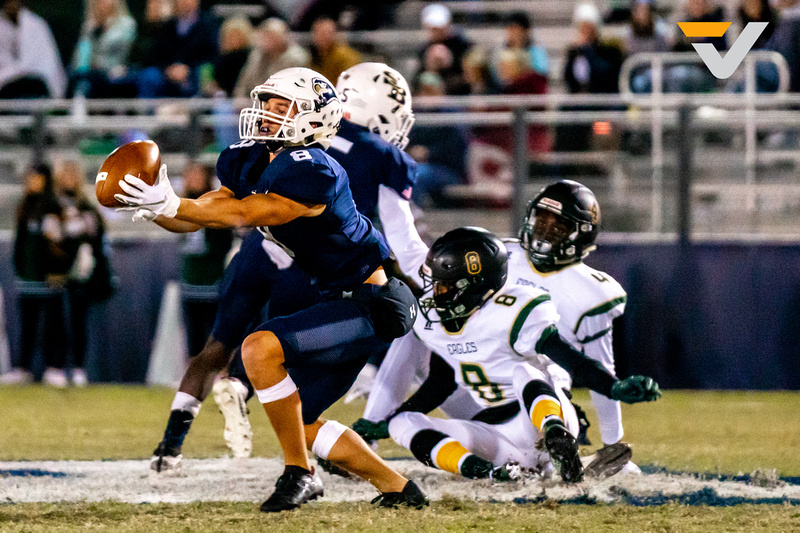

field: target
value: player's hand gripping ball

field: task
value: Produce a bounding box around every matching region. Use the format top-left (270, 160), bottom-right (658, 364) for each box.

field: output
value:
top-left (95, 140), bottom-right (161, 208)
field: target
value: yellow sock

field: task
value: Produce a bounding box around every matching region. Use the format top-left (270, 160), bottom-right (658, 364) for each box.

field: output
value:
top-left (530, 395), bottom-right (563, 431)
top-left (432, 438), bottom-right (471, 474)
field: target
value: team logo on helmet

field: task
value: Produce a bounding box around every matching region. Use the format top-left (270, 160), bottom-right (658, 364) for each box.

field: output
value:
top-left (312, 78), bottom-right (336, 105)
top-left (590, 203), bottom-right (599, 224)
top-left (465, 252), bottom-right (482, 274)
top-left (382, 71), bottom-right (407, 105)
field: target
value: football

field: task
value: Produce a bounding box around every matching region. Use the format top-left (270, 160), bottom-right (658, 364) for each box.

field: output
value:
top-left (95, 140), bottom-right (161, 208)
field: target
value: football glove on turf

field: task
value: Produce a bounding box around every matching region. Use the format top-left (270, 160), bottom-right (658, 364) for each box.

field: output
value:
top-left (352, 418), bottom-right (390, 441)
top-left (610, 375), bottom-right (662, 403)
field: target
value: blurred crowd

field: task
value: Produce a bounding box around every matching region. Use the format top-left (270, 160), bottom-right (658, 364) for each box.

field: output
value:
top-left (2, 0), bottom-right (798, 101)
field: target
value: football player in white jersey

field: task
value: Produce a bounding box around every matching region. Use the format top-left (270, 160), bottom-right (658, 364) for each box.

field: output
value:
top-left (355, 227), bottom-right (660, 483)
top-left (514, 180), bottom-right (629, 457)
top-left (359, 181), bottom-right (644, 473)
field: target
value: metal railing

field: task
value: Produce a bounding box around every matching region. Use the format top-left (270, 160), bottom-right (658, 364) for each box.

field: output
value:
top-left (619, 51), bottom-right (792, 230)
top-left (1, 74), bottom-right (799, 236)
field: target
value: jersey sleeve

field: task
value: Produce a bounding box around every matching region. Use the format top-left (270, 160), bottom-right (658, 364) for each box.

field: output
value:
top-left (509, 294), bottom-right (561, 357)
top-left (377, 185), bottom-right (428, 285)
top-left (270, 160), bottom-right (338, 205)
top-left (573, 294), bottom-right (626, 345)
top-left (215, 147), bottom-right (238, 193)
top-left (381, 147), bottom-right (417, 199)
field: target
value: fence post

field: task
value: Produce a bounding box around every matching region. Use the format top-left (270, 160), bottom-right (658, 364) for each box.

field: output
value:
top-left (677, 103), bottom-right (693, 246)
top-left (511, 106), bottom-right (527, 235)
top-left (31, 110), bottom-right (47, 167)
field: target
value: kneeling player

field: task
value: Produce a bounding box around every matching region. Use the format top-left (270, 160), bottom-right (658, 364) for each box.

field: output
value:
top-left (355, 228), bottom-right (660, 482)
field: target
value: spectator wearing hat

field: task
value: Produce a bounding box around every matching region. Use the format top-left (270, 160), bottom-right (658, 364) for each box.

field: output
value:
top-left (564, 3), bottom-right (625, 95)
top-left (499, 11), bottom-right (549, 77)
top-left (417, 3), bottom-right (473, 95)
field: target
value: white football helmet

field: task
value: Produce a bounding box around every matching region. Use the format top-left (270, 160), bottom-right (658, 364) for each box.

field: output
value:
top-left (239, 67), bottom-right (342, 149)
top-left (336, 62), bottom-right (415, 150)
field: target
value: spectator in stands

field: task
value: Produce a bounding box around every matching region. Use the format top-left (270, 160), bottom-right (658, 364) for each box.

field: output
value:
top-left (625, 0), bottom-right (669, 56)
top-left (234, 17), bottom-right (310, 99)
top-left (201, 17), bottom-right (252, 97)
top-left (3, 165), bottom-right (70, 387)
top-left (54, 159), bottom-right (114, 387)
top-left (497, 49), bottom-right (550, 153)
top-left (417, 3), bottom-right (472, 95)
top-left (738, 0), bottom-right (776, 49)
top-left (672, 0), bottom-right (728, 51)
top-left (407, 72), bottom-right (469, 208)
top-left (127, 0), bottom-right (171, 69)
top-left (177, 162), bottom-right (234, 357)
top-left (560, 3), bottom-right (624, 151)
top-left (416, 42), bottom-right (470, 95)
top-left (135, 0), bottom-right (219, 97)
top-left (499, 11), bottom-right (549, 77)
top-left (564, 3), bottom-right (625, 95)
top-left (70, 0), bottom-right (137, 99)
top-left (0, 0), bottom-right (67, 98)
top-left (308, 16), bottom-right (361, 85)
top-left (462, 47), bottom-right (499, 96)
top-left (759, 0), bottom-right (800, 93)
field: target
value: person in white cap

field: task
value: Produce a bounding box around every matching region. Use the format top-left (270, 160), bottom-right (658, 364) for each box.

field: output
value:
top-left (417, 3), bottom-right (472, 94)
top-left (564, 2), bottom-right (624, 95)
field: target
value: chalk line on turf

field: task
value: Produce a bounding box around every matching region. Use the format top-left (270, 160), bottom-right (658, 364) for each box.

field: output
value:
top-left (1, 458), bottom-right (798, 506)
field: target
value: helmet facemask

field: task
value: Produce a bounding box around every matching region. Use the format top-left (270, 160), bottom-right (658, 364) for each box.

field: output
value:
top-left (418, 263), bottom-right (499, 332)
top-left (239, 68), bottom-right (342, 149)
top-left (521, 208), bottom-right (596, 270)
top-left (240, 90), bottom-right (308, 145)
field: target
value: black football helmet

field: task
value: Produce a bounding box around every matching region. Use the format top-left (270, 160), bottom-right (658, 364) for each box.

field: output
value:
top-left (520, 180), bottom-right (601, 270)
top-left (419, 227), bottom-right (508, 328)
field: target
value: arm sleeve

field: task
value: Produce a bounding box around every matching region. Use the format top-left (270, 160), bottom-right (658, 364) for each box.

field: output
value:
top-left (537, 327), bottom-right (618, 398)
top-left (377, 185), bottom-right (428, 286)
top-left (388, 352), bottom-right (458, 419)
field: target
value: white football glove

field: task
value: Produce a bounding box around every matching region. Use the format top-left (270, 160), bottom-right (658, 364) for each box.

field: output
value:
top-left (115, 206), bottom-right (158, 222)
top-left (114, 164), bottom-right (180, 218)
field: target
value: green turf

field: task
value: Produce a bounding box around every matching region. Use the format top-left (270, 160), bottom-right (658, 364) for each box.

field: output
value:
top-left (1, 387), bottom-right (799, 530)
top-left (0, 386), bottom-right (797, 476)
top-left (0, 501), bottom-right (798, 532)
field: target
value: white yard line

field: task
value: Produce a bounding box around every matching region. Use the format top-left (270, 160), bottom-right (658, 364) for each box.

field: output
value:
top-left (1, 458), bottom-right (798, 505)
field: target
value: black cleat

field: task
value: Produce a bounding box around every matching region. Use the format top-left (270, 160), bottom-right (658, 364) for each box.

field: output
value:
top-left (544, 423), bottom-right (584, 484)
top-left (371, 480), bottom-right (429, 509)
top-left (583, 442), bottom-right (633, 479)
top-left (260, 468), bottom-right (324, 513)
top-left (150, 442), bottom-right (182, 474)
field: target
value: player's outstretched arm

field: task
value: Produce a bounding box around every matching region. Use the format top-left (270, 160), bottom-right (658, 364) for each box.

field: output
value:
top-left (116, 167), bottom-right (325, 228)
top-left (537, 328), bottom-right (661, 403)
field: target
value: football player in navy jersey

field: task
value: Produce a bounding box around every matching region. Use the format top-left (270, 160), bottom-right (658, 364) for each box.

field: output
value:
top-left (115, 67), bottom-right (427, 512)
top-left (223, 63), bottom-right (426, 407)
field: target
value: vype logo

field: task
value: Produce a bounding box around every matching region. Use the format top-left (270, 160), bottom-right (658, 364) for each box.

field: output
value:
top-left (677, 22), bottom-right (769, 79)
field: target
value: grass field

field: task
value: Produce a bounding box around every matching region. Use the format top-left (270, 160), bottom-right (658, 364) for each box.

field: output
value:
top-left (1, 386), bottom-right (799, 531)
